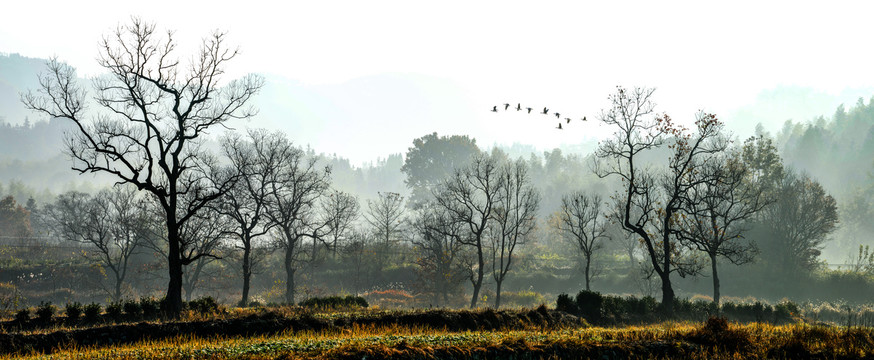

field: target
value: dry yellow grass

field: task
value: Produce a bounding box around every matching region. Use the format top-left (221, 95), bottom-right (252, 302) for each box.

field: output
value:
top-left (5, 320), bottom-right (872, 360)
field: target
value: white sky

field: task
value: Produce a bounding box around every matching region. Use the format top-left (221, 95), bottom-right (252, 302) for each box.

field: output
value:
top-left (3, 1), bottom-right (874, 164)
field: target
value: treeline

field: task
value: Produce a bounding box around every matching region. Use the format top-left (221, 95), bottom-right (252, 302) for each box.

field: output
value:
top-left (2, 19), bottom-right (873, 317)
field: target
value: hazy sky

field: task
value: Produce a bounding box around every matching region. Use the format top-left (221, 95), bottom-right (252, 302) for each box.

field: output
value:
top-left (3, 1), bottom-right (874, 163)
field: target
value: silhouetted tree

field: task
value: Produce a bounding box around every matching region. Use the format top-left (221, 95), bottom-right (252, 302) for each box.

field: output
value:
top-left (676, 152), bottom-right (769, 306)
top-left (261, 132), bottom-right (332, 304)
top-left (22, 19), bottom-right (262, 316)
top-left (489, 159), bottom-right (539, 308)
top-left (434, 153), bottom-right (502, 308)
top-left (220, 129), bottom-right (280, 306)
top-left (553, 191), bottom-right (607, 291)
top-left (595, 87), bottom-right (724, 314)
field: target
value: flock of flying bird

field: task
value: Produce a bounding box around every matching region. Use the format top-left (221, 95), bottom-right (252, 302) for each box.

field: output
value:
top-left (491, 103), bottom-right (586, 129)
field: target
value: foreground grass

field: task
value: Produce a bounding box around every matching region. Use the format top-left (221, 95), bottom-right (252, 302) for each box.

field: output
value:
top-left (6, 320), bottom-right (873, 360)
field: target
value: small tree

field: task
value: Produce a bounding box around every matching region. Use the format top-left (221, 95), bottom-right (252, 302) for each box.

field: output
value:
top-left (553, 192), bottom-right (608, 291)
top-left (220, 129), bottom-right (279, 306)
top-left (410, 201), bottom-right (468, 306)
top-left (365, 191), bottom-right (405, 274)
top-left (44, 187), bottom-right (147, 301)
top-left (320, 190), bottom-right (360, 258)
top-left (0, 196), bottom-right (32, 239)
top-left (676, 153), bottom-right (769, 306)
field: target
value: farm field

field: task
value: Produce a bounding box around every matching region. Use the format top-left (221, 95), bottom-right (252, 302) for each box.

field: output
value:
top-left (2, 306), bottom-right (873, 360)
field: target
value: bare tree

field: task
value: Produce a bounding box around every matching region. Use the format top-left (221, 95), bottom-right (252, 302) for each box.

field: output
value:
top-left (22, 19), bottom-right (262, 315)
top-left (177, 207), bottom-right (232, 301)
top-left (320, 190), bottom-right (360, 258)
top-left (220, 129), bottom-right (279, 306)
top-left (44, 186), bottom-right (147, 301)
top-left (676, 153), bottom-right (769, 306)
top-left (261, 132), bottom-right (332, 304)
top-left (554, 191), bottom-right (608, 291)
top-left (595, 87), bottom-right (724, 314)
top-left (435, 153), bottom-right (502, 308)
top-left (410, 202), bottom-right (468, 306)
top-left (365, 192), bottom-right (405, 273)
top-left (490, 159), bottom-right (539, 308)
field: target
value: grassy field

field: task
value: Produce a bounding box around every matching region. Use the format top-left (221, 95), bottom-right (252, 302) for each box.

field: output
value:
top-left (2, 306), bottom-right (873, 359)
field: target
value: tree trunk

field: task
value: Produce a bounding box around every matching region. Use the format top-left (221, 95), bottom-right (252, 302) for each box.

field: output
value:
top-left (114, 276), bottom-right (123, 302)
top-left (284, 244), bottom-right (296, 304)
top-left (660, 226), bottom-right (674, 315)
top-left (659, 270), bottom-right (674, 315)
top-left (166, 222), bottom-right (184, 317)
top-left (584, 254), bottom-right (592, 291)
top-left (711, 253), bottom-right (720, 307)
top-left (240, 244), bottom-right (252, 306)
top-left (494, 279), bottom-right (503, 308)
top-left (469, 246), bottom-right (484, 308)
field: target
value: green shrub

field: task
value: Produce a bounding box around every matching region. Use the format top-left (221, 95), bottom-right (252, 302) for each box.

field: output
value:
top-left (106, 302), bottom-right (123, 322)
top-left (299, 295), bottom-right (368, 309)
top-left (575, 290), bottom-right (603, 322)
top-left (64, 302), bottom-right (83, 322)
top-left (140, 297), bottom-right (160, 319)
top-left (555, 293), bottom-right (577, 314)
top-left (14, 308), bottom-right (29, 322)
top-left (123, 299), bottom-right (142, 319)
top-left (775, 300), bottom-right (799, 323)
top-left (188, 296), bottom-right (220, 315)
top-left (625, 296), bottom-right (657, 316)
top-left (84, 302), bottom-right (101, 322)
top-left (35, 302), bottom-right (55, 323)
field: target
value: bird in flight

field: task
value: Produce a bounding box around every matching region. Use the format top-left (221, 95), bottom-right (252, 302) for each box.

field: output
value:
top-left (516, 103), bottom-right (522, 111)
top-left (556, 123), bottom-right (563, 130)
top-left (554, 112), bottom-right (560, 119)
top-left (542, 107), bottom-right (549, 115)
top-left (504, 103), bottom-right (510, 110)
top-left (581, 116), bottom-right (587, 121)
top-left (527, 107), bottom-right (533, 113)
top-left (491, 106), bottom-right (498, 112)
top-left (565, 118), bottom-right (571, 123)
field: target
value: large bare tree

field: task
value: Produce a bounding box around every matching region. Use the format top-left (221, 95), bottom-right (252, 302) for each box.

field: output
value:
top-left (595, 87), bottom-right (724, 314)
top-left (554, 191), bottom-right (608, 291)
top-left (22, 19), bottom-right (262, 315)
top-left (261, 132), bottom-right (332, 304)
top-left (434, 153), bottom-right (501, 308)
top-left (489, 159), bottom-right (539, 308)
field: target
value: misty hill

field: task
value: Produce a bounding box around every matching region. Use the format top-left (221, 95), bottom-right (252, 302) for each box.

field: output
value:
top-left (0, 53), bottom-right (49, 126)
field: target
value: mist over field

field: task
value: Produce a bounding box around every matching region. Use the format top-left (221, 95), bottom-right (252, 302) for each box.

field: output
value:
top-left (2, 1), bottom-right (874, 323)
